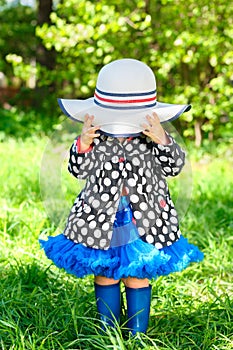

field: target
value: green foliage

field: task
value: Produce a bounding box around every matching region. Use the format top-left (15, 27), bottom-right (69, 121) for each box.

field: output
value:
top-left (0, 0), bottom-right (232, 143)
top-left (0, 3), bottom-right (36, 80)
top-left (36, 0), bottom-right (233, 143)
top-left (0, 136), bottom-right (233, 348)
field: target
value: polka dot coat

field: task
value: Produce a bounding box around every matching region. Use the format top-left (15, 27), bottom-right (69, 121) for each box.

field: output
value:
top-left (64, 134), bottom-right (185, 250)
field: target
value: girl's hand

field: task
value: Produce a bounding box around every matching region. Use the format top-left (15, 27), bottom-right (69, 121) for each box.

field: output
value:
top-left (142, 112), bottom-right (170, 145)
top-left (80, 114), bottom-right (100, 151)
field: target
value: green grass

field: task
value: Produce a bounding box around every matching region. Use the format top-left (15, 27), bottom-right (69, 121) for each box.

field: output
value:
top-left (0, 135), bottom-right (233, 349)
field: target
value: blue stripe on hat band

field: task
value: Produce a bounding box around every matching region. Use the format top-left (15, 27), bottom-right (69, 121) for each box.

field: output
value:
top-left (95, 87), bottom-right (157, 98)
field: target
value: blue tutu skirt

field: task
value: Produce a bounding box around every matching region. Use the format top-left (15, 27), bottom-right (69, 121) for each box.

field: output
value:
top-left (40, 197), bottom-right (204, 280)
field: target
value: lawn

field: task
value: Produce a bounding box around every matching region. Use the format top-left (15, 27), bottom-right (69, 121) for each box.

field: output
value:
top-left (0, 133), bottom-right (233, 350)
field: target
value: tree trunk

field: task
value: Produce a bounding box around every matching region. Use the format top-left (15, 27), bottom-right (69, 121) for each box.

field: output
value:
top-left (37, 0), bottom-right (55, 70)
top-left (194, 120), bottom-right (202, 147)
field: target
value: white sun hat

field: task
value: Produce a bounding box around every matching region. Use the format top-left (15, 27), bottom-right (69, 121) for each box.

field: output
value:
top-left (58, 58), bottom-right (191, 137)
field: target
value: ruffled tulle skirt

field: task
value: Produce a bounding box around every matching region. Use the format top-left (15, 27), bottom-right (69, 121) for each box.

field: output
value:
top-left (40, 197), bottom-right (204, 280)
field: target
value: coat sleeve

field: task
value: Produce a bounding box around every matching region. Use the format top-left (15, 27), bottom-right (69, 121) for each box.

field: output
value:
top-left (68, 137), bottom-right (94, 179)
top-left (153, 133), bottom-right (185, 177)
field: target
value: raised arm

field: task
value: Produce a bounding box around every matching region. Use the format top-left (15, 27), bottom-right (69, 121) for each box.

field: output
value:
top-left (68, 114), bottom-right (100, 179)
top-left (142, 112), bottom-right (185, 177)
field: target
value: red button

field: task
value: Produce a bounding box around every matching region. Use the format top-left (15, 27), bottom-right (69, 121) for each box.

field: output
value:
top-left (160, 199), bottom-right (166, 208)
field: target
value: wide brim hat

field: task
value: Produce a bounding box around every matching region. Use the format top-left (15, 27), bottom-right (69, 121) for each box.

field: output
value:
top-left (58, 59), bottom-right (191, 137)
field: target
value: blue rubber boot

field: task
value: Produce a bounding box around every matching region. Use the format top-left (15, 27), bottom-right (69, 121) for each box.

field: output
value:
top-left (94, 282), bottom-right (121, 329)
top-left (125, 285), bottom-right (152, 335)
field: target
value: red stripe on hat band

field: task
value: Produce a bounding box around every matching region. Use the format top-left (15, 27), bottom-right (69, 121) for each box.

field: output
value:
top-left (94, 92), bottom-right (156, 104)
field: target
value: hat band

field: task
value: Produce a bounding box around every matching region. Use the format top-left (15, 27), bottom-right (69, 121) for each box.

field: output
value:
top-left (94, 88), bottom-right (157, 110)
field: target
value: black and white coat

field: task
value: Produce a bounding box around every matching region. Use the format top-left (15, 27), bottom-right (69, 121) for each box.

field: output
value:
top-left (64, 134), bottom-right (185, 250)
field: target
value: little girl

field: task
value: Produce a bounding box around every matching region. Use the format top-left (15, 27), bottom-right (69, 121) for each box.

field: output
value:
top-left (40, 58), bottom-right (203, 335)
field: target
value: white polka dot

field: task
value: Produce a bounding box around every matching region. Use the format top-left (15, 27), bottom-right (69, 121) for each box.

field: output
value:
top-left (138, 168), bottom-right (144, 176)
top-left (177, 158), bottom-right (183, 166)
top-left (69, 214), bottom-right (75, 220)
top-left (77, 234), bottom-right (83, 242)
top-left (73, 224), bottom-right (77, 232)
top-left (158, 234), bottom-right (165, 242)
top-left (89, 221), bottom-right (97, 229)
top-left (101, 193), bottom-right (110, 201)
top-left (87, 214), bottom-right (95, 221)
top-left (139, 144), bottom-right (147, 152)
top-left (171, 209), bottom-right (177, 216)
top-left (130, 194), bottom-right (139, 203)
top-left (90, 175), bottom-right (95, 183)
top-left (104, 178), bottom-right (111, 186)
top-left (142, 177), bottom-right (147, 185)
top-left (167, 241), bottom-right (172, 246)
top-left (159, 180), bottom-right (165, 188)
top-left (71, 155), bottom-right (76, 163)
top-left (70, 231), bottom-right (75, 239)
top-left (126, 143), bottom-right (133, 152)
top-left (128, 178), bottom-right (136, 187)
top-left (138, 226), bottom-right (145, 235)
top-left (112, 171), bottom-right (119, 179)
top-left (160, 156), bottom-right (168, 162)
top-left (139, 202), bottom-right (148, 211)
top-left (89, 196), bottom-right (94, 203)
top-left (148, 210), bottom-right (156, 220)
top-left (146, 185), bottom-right (152, 192)
top-left (169, 232), bottom-right (175, 241)
top-left (147, 234), bottom-right (154, 244)
top-left (159, 189), bottom-right (165, 195)
top-left (132, 157), bottom-right (140, 166)
top-left (143, 218), bottom-right (150, 227)
top-left (92, 199), bottom-right (100, 209)
top-left (111, 186), bottom-right (118, 195)
top-left (155, 242), bottom-right (163, 249)
top-left (72, 166), bottom-right (78, 173)
top-left (170, 216), bottom-right (178, 224)
top-left (137, 185), bottom-right (143, 194)
top-left (81, 227), bottom-right (88, 235)
top-left (126, 163), bottom-right (132, 171)
top-left (87, 237), bottom-right (94, 245)
top-left (134, 211), bottom-right (142, 220)
top-left (84, 205), bottom-right (91, 214)
top-left (171, 225), bottom-right (178, 232)
top-left (100, 239), bottom-right (107, 247)
top-left (156, 218), bottom-right (162, 227)
top-left (100, 145), bottom-right (107, 152)
top-left (98, 214), bottom-right (105, 222)
top-left (113, 193), bottom-right (120, 201)
top-left (164, 167), bottom-right (171, 173)
top-left (162, 226), bottom-right (168, 234)
top-left (106, 207), bottom-right (115, 215)
top-left (112, 156), bottom-right (119, 163)
top-left (94, 229), bottom-right (101, 238)
top-left (77, 219), bottom-right (85, 227)
top-left (151, 227), bottom-right (157, 235)
top-left (102, 222), bottom-right (110, 231)
top-left (105, 162), bottom-right (112, 170)
top-left (162, 212), bottom-right (168, 220)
